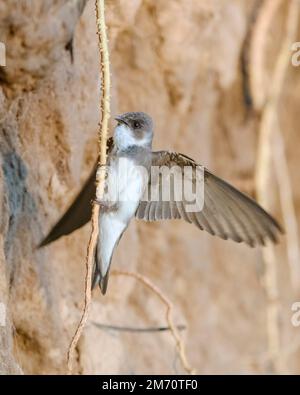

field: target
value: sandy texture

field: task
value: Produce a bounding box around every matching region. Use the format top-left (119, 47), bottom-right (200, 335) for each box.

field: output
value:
top-left (0, 0), bottom-right (299, 374)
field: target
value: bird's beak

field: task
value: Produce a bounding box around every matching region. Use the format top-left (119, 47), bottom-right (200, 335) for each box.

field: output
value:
top-left (114, 116), bottom-right (128, 126)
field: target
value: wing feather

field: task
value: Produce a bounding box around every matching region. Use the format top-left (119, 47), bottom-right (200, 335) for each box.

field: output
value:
top-left (39, 137), bottom-right (114, 247)
top-left (135, 151), bottom-right (283, 247)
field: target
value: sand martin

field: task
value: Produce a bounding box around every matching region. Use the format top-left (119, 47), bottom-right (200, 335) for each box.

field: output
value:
top-left (39, 112), bottom-right (283, 294)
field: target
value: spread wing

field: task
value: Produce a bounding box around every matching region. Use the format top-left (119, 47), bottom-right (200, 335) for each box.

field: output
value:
top-left (39, 137), bottom-right (114, 247)
top-left (135, 151), bottom-right (283, 247)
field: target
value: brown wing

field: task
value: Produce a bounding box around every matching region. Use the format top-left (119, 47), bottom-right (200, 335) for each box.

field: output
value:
top-left (39, 137), bottom-right (114, 247)
top-left (136, 151), bottom-right (283, 247)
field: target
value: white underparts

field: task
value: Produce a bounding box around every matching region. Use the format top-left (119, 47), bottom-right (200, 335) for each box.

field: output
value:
top-left (98, 156), bottom-right (147, 277)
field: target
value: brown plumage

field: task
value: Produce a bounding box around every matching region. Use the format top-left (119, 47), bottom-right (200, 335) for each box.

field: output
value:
top-left (40, 139), bottom-right (282, 249)
top-left (137, 151), bottom-right (282, 247)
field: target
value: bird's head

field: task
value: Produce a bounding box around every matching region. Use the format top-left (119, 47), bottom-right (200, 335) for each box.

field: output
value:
top-left (114, 112), bottom-right (153, 150)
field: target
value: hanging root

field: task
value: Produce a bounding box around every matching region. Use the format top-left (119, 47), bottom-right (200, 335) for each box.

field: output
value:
top-left (111, 270), bottom-right (196, 375)
top-left (67, 0), bottom-right (111, 374)
top-left (254, 0), bottom-right (299, 373)
top-left (248, 0), bottom-right (284, 110)
top-left (66, 0), bottom-right (196, 375)
top-left (272, 124), bottom-right (300, 291)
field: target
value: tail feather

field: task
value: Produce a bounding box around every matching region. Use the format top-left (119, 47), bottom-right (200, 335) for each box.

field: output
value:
top-left (91, 262), bottom-right (100, 290)
top-left (39, 166), bottom-right (96, 247)
top-left (99, 273), bottom-right (109, 295)
top-left (92, 212), bottom-right (127, 295)
top-left (91, 242), bottom-right (110, 295)
top-left (91, 267), bottom-right (110, 295)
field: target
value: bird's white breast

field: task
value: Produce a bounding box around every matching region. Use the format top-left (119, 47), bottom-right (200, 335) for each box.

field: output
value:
top-left (98, 156), bottom-right (147, 276)
top-left (105, 156), bottom-right (148, 222)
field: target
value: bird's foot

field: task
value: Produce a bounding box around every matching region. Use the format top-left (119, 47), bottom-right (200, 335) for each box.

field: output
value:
top-left (94, 199), bottom-right (118, 213)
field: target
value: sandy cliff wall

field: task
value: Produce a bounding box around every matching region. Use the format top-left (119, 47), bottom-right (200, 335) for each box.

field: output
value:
top-left (0, 0), bottom-right (299, 374)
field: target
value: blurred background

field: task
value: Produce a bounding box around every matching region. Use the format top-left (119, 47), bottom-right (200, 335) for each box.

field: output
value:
top-left (0, 0), bottom-right (300, 374)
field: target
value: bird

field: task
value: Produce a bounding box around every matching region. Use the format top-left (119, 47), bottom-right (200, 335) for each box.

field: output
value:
top-left (39, 112), bottom-right (283, 295)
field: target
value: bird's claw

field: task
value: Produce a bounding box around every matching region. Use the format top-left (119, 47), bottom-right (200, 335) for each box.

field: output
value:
top-left (93, 199), bottom-right (118, 212)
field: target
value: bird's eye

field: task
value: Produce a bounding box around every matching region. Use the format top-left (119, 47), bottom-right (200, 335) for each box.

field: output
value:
top-left (133, 121), bottom-right (141, 129)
